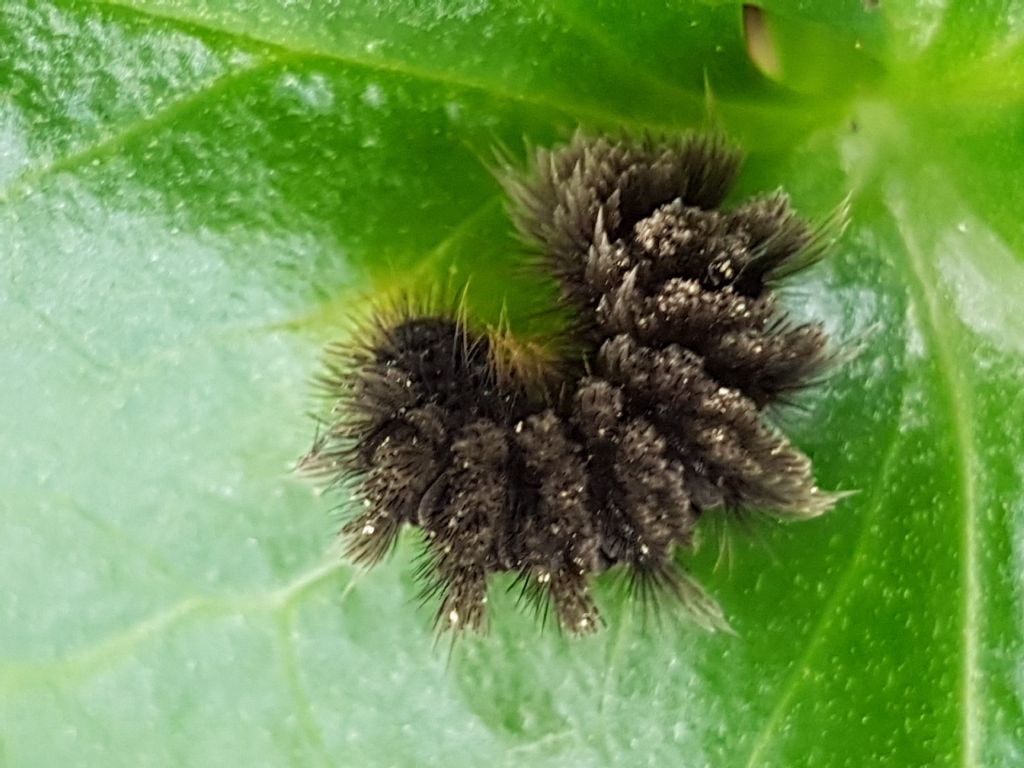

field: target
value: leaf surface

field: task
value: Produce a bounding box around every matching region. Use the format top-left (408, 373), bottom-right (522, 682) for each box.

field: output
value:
top-left (1, 1), bottom-right (1022, 765)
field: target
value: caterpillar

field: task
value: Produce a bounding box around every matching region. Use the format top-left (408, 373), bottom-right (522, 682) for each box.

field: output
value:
top-left (300, 132), bottom-right (845, 634)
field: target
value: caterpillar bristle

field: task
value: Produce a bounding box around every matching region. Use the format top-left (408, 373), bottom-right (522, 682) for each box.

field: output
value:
top-left (487, 313), bottom-right (571, 398)
top-left (501, 130), bottom-right (744, 308)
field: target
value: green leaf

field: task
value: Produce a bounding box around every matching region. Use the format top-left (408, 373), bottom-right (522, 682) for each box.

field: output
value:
top-left (1, 1), bottom-right (1021, 766)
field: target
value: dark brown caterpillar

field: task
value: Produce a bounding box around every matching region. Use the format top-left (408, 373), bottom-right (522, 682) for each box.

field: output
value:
top-left (301, 132), bottom-right (845, 634)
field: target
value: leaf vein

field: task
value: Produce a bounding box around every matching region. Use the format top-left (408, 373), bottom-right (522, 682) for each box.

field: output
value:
top-left (0, 62), bottom-right (274, 206)
top-left (897, 204), bottom-right (981, 768)
top-left (742, 397), bottom-right (909, 767)
top-left (79, 0), bottom-right (678, 132)
top-left (275, 614), bottom-right (332, 768)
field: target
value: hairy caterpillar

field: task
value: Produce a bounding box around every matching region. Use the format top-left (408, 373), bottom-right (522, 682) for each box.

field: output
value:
top-left (301, 133), bottom-right (845, 634)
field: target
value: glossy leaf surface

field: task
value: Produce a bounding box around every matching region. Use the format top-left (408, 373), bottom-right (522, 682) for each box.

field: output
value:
top-left (1, 1), bottom-right (1022, 765)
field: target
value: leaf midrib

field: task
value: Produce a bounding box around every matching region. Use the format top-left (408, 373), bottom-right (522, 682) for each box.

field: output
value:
top-left (740, 394), bottom-right (908, 767)
top-left (894, 191), bottom-right (981, 768)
